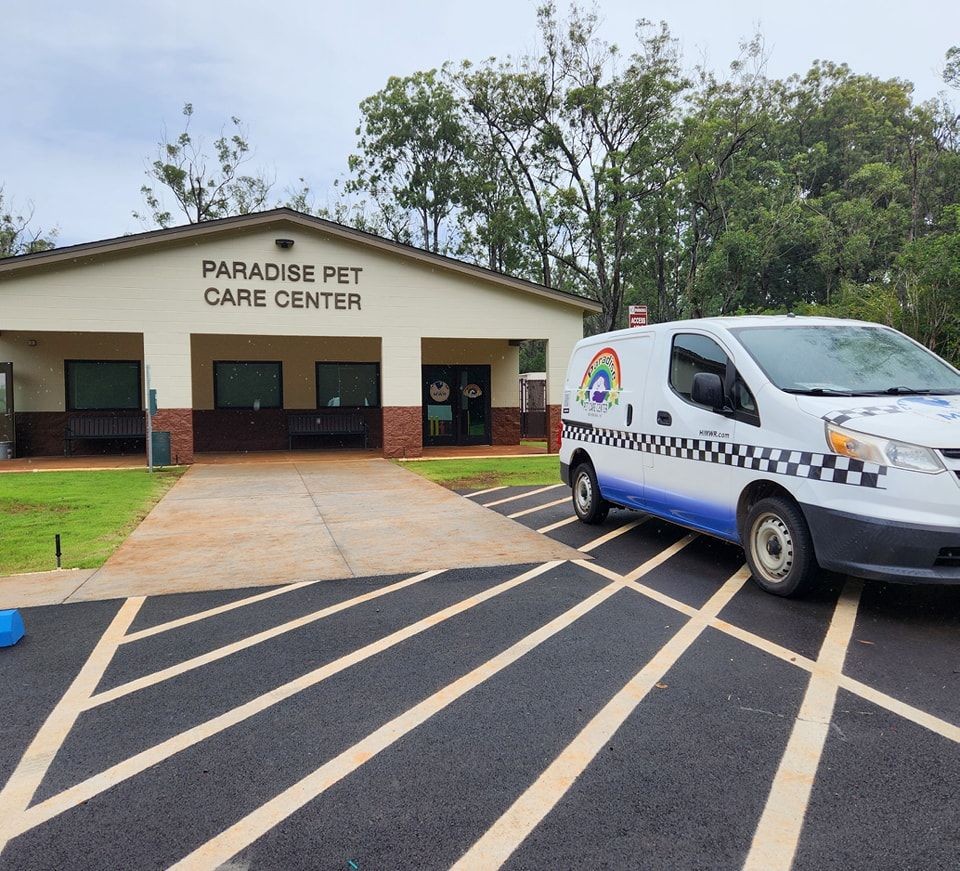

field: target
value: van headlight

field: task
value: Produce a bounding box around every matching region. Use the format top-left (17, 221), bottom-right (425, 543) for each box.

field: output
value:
top-left (825, 423), bottom-right (944, 474)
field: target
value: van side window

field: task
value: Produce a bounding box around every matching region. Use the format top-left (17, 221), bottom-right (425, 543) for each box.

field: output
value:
top-left (670, 334), bottom-right (727, 399)
top-left (670, 334), bottom-right (760, 424)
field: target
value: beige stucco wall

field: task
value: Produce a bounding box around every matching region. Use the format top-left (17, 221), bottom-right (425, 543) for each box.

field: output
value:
top-left (0, 331), bottom-right (144, 412)
top-left (190, 334), bottom-right (381, 410)
top-left (0, 222), bottom-right (587, 410)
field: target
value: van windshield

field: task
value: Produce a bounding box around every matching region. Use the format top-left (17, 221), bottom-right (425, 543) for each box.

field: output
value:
top-left (728, 324), bottom-right (960, 395)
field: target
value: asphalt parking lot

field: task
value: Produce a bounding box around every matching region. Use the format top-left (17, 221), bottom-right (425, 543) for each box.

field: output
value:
top-left (1, 482), bottom-right (958, 870)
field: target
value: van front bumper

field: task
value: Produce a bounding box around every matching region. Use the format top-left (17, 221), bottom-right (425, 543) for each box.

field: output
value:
top-left (802, 504), bottom-right (960, 584)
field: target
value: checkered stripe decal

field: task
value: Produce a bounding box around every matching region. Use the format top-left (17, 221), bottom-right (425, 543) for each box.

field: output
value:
top-left (563, 424), bottom-right (887, 488)
top-left (822, 405), bottom-right (904, 426)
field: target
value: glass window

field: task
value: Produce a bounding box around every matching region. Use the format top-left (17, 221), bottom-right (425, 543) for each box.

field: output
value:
top-left (316, 363), bottom-right (380, 408)
top-left (670, 334), bottom-right (758, 421)
top-left (65, 360), bottom-right (141, 410)
top-left (214, 362), bottom-right (282, 409)
top-left (670, 334), bottom-right (729, 400)
top-left (729, 325), bottom-right (960, 395)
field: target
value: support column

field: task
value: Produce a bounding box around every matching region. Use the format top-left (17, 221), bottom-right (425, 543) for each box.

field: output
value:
top-left (545, 332), bottom-right (580, 454)
top-left (380, 336), bottom-right (422, 458)
top-left (143, 331), bottom-right (194, 464)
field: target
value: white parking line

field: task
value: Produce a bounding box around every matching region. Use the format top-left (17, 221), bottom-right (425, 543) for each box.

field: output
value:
top-left (482, 484), bottom-right (564, 507)
top-left (169, 541), bottom-right (697, 870)
top-left (507, 498), bottom-right (569, 519)
top-left (452, 565), bottom-right (750, 870)
top-left (121, 581), bottom-right (316, 644)
top-left (463, 486), bottom-right (507, 499)
top-left (536, 515), bottom-right (579, 534)
top-left (742, 579), bottom-right (864, 871)
top-left (8, 561), bottom-right (567, 842)
top-left (578, 517), bottom-right (646, 552)
top-left (86, 570), bottom-right (446, 707)
top-left (0, 597), bottom-right (143, 858)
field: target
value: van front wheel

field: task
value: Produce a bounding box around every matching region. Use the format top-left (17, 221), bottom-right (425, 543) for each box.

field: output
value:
top-left (572, 463), bottom-right (609, 524)
top-left (743, 496), bottom-right (818, 597)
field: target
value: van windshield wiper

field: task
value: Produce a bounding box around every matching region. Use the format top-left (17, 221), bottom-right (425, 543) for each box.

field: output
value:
top-left (855, 387), bottom-right (932, 396)
top-left (781, 387), bottom-right (855, 396)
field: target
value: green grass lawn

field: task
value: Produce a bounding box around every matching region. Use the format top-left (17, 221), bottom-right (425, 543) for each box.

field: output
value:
top-left (0, 468), bottom-right (185, 575)
top-left (399, 455), bottom-right (561, 490)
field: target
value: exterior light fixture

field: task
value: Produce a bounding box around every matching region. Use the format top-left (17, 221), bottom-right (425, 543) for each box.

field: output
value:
top-left (275, 238), bottom-right (295, 249)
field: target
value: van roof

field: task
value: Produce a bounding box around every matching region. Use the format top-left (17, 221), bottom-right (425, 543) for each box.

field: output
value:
top-left (582, 314), bottom-right (885, 343)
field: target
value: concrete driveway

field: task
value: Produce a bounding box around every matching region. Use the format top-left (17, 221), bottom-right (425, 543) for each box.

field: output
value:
top-left (61, 458), bottom-right (580, 602)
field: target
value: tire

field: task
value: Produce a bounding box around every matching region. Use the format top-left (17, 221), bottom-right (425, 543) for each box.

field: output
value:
top-left (571, 462), bottom-right (609, 524)
top-left (743, 496), bottom-right (819, 597)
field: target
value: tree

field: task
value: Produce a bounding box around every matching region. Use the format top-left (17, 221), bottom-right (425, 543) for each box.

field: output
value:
top-left (0, 188), bottom-right (57, 258)
top-left (135, 103), bottom-right (272, 228)
top-left (945, 46), bottom-right (960, 89)
top-left (347, 70), bottom-right (467, 253)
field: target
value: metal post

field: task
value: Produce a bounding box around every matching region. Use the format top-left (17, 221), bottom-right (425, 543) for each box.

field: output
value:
top-left (145, 365), bottom-right (154, 473)
top-left (55, 534), bottom-right (61, 569)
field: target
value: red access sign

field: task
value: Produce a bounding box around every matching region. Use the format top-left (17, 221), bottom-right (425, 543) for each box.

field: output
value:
top-left (628, 305), bottom-right (648, 328)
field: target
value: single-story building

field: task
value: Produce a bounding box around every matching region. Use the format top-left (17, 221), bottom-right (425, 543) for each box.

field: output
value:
top-left (0, 209), bottom-right (599, 462)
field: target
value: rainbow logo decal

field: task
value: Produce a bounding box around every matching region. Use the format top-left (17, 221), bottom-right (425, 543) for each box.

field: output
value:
top-left (575, 347), bottom-right (622, 416)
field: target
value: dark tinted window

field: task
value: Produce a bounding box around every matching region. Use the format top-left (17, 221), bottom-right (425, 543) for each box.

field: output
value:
top-left (316, 363), bottom-right (380, 407)
top-left (214, 362), bottom-right (282, 409)
top-left (65, 360), bottom-right (141, 410)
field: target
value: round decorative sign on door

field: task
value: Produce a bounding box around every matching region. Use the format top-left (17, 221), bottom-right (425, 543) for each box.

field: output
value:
top-left (462, 383), bottom-right (483, 399)
top-left (429, 381), bottom-right (451, 402)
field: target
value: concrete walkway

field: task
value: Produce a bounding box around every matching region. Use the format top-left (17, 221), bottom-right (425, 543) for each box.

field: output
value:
top-left (30, 458), bottom-right (580, 603)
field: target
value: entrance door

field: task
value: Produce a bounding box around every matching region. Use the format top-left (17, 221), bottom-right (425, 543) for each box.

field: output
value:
top-left (423, 365), bottom-right (491, 446)
top-left (0, 363), bottom-right (14, 457)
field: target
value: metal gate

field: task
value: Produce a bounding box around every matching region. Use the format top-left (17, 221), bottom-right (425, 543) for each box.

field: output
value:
top-left (519, 377), bottom-right (546, 439)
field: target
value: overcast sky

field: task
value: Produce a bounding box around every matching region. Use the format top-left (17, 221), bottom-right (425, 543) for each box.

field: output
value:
top-left (3, 1), bottom-right (958, 246)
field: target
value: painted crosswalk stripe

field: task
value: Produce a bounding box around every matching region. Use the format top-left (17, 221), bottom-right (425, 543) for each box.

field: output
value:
top-left (742, 579), bottom-right (864, 871)
top-left (451, 564), bottom-right (749, 870)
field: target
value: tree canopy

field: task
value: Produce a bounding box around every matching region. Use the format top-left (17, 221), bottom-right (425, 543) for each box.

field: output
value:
top-left (342, 4), bottom-right (960, 355)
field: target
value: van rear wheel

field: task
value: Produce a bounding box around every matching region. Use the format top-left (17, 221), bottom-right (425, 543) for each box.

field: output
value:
top-left (743, 496), bottom-right (818, 597)
top-left (572, 462), bottom-right (609, 524)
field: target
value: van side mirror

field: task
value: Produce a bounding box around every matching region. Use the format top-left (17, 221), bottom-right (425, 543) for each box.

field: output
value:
top-left (691, 372), bottom-right (727, 412)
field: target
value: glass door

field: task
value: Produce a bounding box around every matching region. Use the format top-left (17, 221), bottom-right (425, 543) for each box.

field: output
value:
top-left (423, 365), bottom-right (457, 446)
top-left (422, 365), bottom-right (492, 446)
top-left (457, 366), bottom-right (490, 445)
top-left (0, 363), bottom-right (14, 456)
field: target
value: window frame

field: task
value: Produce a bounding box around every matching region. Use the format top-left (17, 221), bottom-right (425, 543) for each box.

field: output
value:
top-left (213, 360), bottom-right (284, 410)
top-left (315, 361), bottom-right (381, 409)
top-left (64, 359), bottom-right (143, 412)
top-left (668, 333), bottom-right (761, 427)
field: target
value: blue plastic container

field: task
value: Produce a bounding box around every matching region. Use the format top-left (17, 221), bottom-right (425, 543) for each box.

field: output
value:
top-left (0, 610), bottom-right (25, 647)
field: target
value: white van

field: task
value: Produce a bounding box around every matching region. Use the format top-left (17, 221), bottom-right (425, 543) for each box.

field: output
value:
top-left (559, 315), bottom-right (960, 596)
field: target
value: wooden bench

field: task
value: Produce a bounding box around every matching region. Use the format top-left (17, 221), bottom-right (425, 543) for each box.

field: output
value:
top-left (65, 415), bottom-right (146, 455)
top-left (287, 411), bottom-right (369, 449)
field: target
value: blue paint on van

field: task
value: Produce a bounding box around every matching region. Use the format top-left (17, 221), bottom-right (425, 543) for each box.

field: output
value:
top-left (598, 475), bottom-right (739, 542)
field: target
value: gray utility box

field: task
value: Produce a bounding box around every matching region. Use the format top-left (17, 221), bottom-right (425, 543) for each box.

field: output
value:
top-left (151, 431), bottom-right (171, 467)
top-left (0, 441), bottom-right (12, 461)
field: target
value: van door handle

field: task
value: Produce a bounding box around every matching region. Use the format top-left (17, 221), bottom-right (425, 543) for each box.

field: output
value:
top-left (657, 411), bottom-right (672, 426)
top-left (626, 403), bottom-right (634, 427)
